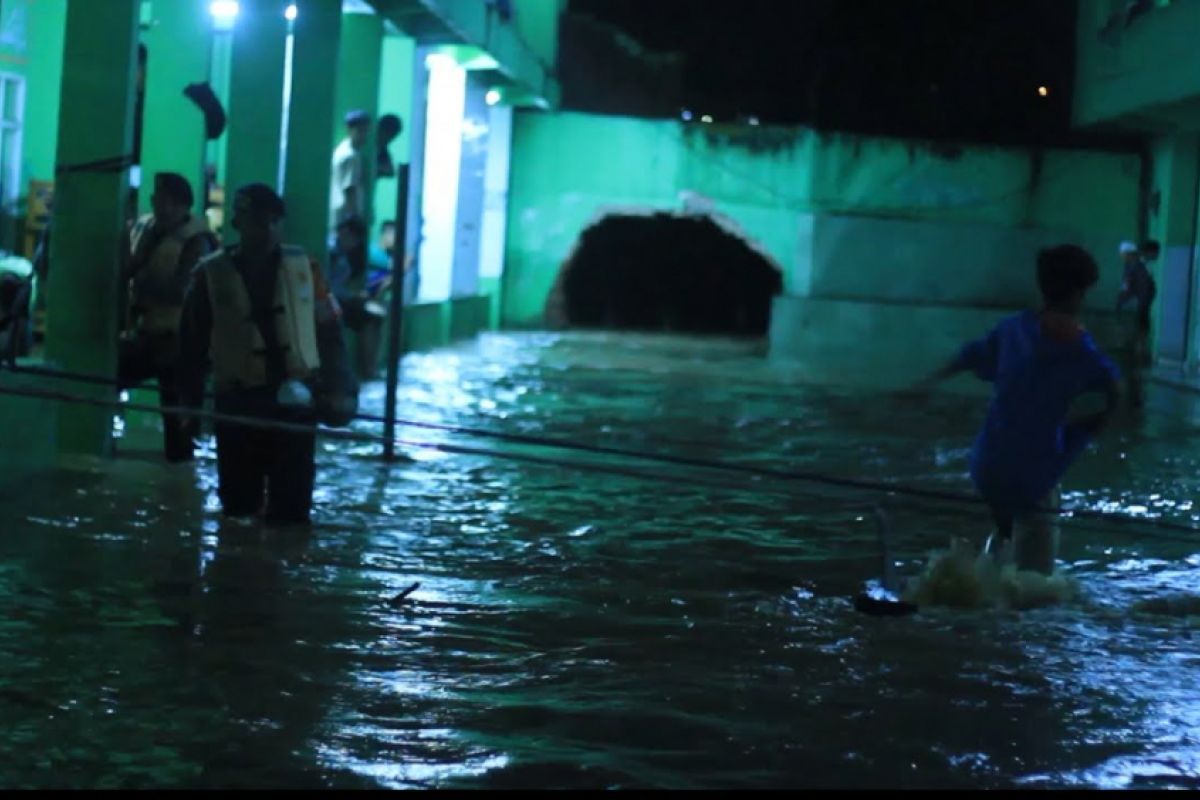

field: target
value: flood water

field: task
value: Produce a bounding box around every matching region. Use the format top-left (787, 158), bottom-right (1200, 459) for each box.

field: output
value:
top-left (3, 332), bottom-right (1200, 789)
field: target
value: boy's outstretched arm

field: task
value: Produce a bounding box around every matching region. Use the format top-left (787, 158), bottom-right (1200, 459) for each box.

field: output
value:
top-left (914, 325), bottom-right (1002, 392)
top-left (911, 354), bottom-right (969, 391)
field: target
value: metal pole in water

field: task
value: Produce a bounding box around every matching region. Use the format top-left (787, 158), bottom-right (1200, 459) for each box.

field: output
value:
top-left (383, 164), bottom-right (410, 462)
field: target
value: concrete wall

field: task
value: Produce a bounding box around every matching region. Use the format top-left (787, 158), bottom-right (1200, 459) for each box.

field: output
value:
top-left (806, 213), bottom-right (1125, 311)
top-left (1076, 0), bottom-right (1200, 127)
top-left (420, 0), bottom-right (560, 104)
top-left (511, 0), bottom-right (565, 72)
top-left (770, 296), bottom-right (1132, 394)
top-left (503, 111), bottom-right (1143, 328)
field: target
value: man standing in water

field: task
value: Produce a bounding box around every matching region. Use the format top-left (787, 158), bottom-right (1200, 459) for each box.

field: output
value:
top-left (1116, 240), bottom-right (1158, 408)
top-left (179, 184), bottom-right (358, 525)
top-left (916, 245), bottom-right (1121, 575)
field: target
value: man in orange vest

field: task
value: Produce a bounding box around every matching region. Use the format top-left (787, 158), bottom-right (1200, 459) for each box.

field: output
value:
top-left (178, 184), bottom-right (357, 526)
top-left (118, 172), bottom-right (218, 462)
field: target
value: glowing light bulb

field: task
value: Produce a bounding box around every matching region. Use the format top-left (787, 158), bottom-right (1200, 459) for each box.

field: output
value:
top-left (210, 0), bottom-right (239, 24)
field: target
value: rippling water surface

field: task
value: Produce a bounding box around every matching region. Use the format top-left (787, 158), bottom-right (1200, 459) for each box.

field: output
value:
top-left (3, 332), bottom-right (1200, 789)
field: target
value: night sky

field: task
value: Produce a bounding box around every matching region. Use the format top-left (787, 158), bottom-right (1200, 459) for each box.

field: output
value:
top-left (568, 0), bottom-right (1094, 147)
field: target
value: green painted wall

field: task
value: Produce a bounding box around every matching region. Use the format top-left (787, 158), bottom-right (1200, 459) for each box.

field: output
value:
top-left (502, 113), bottom-right (680, 328)
top-left (139, 0), bottom-right (212, 216)
top-left (371, 34), bottom-right (414, 239)
top-left (18, 0), bottom-right (65, 190)
top-left (209, 31), bottom-right (233, 196)
top-left (448, 295), bottom-right (491, 342)
top-left (334, 11), bottom-right (383, 147)
top-left (503, 112), bottom-right (1142, 328)
top-left (1076, 0), bottom-right (1200, 126)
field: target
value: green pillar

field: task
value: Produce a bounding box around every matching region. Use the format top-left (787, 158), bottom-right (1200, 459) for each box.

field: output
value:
top-left (45, 0), bottom-right (140, 456)
top-left (282, 0), bottom-right (341, 258)
top-left (222, 0), bottom-right (288, 244)
top-left (139, 0), bottom-right (213, 216)
top-left (334, 10), bottom-right (383, 228)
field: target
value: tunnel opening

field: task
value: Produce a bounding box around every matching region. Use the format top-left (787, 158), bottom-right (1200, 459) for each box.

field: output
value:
top-left (547, 212), bottom-right (785, 336)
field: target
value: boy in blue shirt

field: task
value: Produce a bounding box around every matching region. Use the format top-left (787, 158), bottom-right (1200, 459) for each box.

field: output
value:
top-left (917, 245), bottom-right (1121, 575)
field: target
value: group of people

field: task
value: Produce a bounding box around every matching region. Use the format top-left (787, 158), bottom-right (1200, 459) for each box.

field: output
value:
top-left (117, 108), bottom-right (408, 526)
top-left (328, 110), bottom-right (410, 383)
top-left (916, 239), bottom-right (1159, 577)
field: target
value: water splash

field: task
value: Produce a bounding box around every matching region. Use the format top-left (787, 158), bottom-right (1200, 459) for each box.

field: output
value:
top-left (902, 539), bottom-right (1078, 611)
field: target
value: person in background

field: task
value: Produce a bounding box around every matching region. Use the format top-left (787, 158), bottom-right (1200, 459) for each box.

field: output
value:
top-left (376, 114), bottom-right (403, 178)
top-left (1116, 240), bottom-right (1157, 408)
top-left (328, 215), bottom-right (385, 380)
top-left (330, 110), bottom-right (371, 231)
top-left (118, 172), bottom-right (218, 463)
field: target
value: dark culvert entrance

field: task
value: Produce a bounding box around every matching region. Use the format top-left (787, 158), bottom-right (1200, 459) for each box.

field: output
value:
top-left (546, 213), bottom-right (784, 336)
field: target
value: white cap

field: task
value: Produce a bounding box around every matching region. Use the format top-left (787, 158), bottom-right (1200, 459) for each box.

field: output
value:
top-left (1119, 241), bottom-right (1139, 255)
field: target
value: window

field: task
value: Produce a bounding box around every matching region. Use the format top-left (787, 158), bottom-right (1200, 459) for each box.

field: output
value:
top-left (0, 71), bottom-right (25, 251)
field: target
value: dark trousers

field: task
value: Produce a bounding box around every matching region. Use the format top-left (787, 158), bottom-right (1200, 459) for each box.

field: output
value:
top-left (214, 393), bottom-right (316, 526)
top-left (118, 331), bottom-right (194, 463)
top-left (339, 295), bottom-right (384, 380)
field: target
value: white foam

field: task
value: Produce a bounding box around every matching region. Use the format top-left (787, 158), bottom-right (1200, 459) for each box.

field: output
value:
top-left (902, 539), bottom-right (1078, 611)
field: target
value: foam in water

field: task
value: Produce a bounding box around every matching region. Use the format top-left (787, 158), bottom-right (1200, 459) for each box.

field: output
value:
top-left (901, 538), bottom-right (1077, 611)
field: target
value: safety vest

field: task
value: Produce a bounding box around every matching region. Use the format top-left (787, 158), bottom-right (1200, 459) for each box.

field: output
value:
top-left (202, 246), bottom-right (322, 392)
top-left (128, 213), bottom-right (212, 335)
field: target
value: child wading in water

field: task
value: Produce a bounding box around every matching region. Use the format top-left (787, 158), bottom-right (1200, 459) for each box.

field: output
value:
top-left (916, 245), bottom-right (1121, 575)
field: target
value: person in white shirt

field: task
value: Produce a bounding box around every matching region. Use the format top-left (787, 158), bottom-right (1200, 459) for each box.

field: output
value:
top-left (329, 109), bottom-right (371, 231)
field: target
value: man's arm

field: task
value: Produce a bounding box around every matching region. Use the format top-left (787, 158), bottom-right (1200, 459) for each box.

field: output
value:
top-left (1075, 376), bottom-right (1121, 438)
top-left (176, 267), bottom-right (213, 409)
top-left (912, 355), bottom-right (970, 391)
top-left (342, 187), bottom-right (359, 218)
top-left (334, 150), bottom-right (362, 219)
top-left (1116, 265), bottom-right (1135, 310)
top-left (169, 234), bottom-right (217, 306)
top-left (118, 223), bottom-right (135, 284)
top-left (309, 259), bottom-right (359, 426)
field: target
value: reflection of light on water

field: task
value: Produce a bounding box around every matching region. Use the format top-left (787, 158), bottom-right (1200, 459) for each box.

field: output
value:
top-left (409, 448), bottom-right (450, 464)
top-left (317, 742), bottom-right (509, 789)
